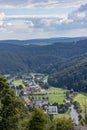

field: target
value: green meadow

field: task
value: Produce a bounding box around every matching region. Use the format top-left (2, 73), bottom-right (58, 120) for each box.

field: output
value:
top-left (31, 87), bottom-right (66, 104)
top-left (54, 110), bottom-right (70, 119)
top-left (12, 79), bottom-right (26, 88)
top-left (74, 93), bottom-right (87, 109)
top-left (44, 87), bottom-right (66, 104)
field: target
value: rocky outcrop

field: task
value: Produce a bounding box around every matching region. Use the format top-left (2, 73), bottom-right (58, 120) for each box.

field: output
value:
top-left (71, 125), bottom-right (87, 130)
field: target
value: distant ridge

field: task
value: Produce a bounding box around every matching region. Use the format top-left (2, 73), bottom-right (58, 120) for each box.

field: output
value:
top-left (0, 37), bottom-right (87, 45)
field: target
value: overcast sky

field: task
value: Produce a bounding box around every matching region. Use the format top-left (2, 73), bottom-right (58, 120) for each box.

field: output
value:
top-left (0, 0), bottom-right (87, 40)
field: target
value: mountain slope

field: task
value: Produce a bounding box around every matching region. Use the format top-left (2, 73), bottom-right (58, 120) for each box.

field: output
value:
top-left (48, 53), bottom-right (87, 92)
top-left (0, 39), bottom-right (87, 75)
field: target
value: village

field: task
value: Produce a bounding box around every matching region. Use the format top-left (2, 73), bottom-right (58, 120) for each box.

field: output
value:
top-left (7, 73), bottom-right (58, 115)
top-left (5, 73), bottom-right (81, 124)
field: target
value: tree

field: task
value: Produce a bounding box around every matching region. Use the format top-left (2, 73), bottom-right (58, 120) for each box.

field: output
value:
top-left (80, 102), bottom-right (87, 125)
top-left (0, 76), bottom-right (26, 130)
top-left (29, 108), bottom-right (51, 130)
top-left (66, 91), bottom-right (70, 99)
top-left (73, 101), bottom-right (81, 113)
top-left (54, 117), bottom-right (74, 130)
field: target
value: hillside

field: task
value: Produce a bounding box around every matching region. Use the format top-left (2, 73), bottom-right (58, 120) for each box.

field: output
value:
top-left (0, 39), bottom-right (87, 74)
top-left (48, 53), bottom-right (87, 92)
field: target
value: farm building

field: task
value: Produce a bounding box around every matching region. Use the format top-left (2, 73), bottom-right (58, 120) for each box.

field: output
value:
top-left (47, 106), bottom-right (58, 115)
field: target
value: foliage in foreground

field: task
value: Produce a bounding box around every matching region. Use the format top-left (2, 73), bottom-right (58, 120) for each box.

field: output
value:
top-left (0, 76), bottom-right (26, 130)
top-left (1, 76), bottom-right (87, 130)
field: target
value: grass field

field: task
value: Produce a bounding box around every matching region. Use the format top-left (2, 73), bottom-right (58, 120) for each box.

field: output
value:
top-left (29, 93), bottom-right (65, 104)
top-left (31, 87), bottom-right (66, 104)
top-left (12, 79), bottom-right (25, 88)
top-left (54, 110), bottom-right (70, 119)
top-left (48, 93), bottom-right (65, 104)
top-left (4, 74), bottom-right (10, 78)
top-left (45, 87), bottom-right (66, 94)
top-left (74, 93), bottom-right (87, 109)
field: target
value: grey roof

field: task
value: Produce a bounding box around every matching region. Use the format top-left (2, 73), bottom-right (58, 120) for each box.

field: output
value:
top-left (47, 106), bottom-right (58, 115)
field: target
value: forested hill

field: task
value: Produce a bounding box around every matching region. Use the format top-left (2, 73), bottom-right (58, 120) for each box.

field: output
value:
top-left (48, 53), bottom-right (87, 92)
top-left (0, 39), bottom-right (87, 74)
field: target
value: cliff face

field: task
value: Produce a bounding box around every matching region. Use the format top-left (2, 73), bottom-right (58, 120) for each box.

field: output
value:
top-left (71, 125), bottom-right (87, 130)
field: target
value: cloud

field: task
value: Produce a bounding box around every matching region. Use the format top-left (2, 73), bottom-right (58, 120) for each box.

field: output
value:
top-left (76, 12), bottom-right (86, 19)
top-left (0, 0), bottom-right (87, 8)
top-left (0, 12), bottom-right (5, 26)
top-left (0, 10), bottom-right (86, 38)
top-left (79, 3), bottom-right (87, 12)
top-left (69, 3), bottom-right (87, 21)
top-left (0, 12), bottom-right (5, 19)
top-left (0, 2), bottom-right (87, 39)
top-left (0, 0), bottom-right (28, 7)
top-left (3, 14), bottom-right (69, 28)
top-left (25, 20), bottom-right (34, 27)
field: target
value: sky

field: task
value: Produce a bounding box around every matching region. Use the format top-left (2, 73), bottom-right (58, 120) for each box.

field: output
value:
top-left (0, 0), bottom-right (87, 40)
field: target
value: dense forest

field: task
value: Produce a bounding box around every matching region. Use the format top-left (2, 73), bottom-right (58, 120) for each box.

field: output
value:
top-left (0, 39), bottom-right (87, 74)
top-left (0, 39), bottom-right (87, 92)
top-left (48, 53), bottom-right (87, 92)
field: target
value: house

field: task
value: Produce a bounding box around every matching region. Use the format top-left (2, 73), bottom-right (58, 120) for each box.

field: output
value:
top-left (20, 88), bottom-right (31, 95)
top-left (35, 100), bottom-right (42, 107)
top-left (34, 98), bottom-right (49, 108)
top-left (34, 74), bottom-right (44, 81)
top-left (42, 99), bottom-right (49, 106)
top-left (24, 97), bottom-right (32, 106)
top-left (22, 75), bottom-right (32, 80)
top-left (65, 99), bottom-right (71, 104)
top-left (30, 85), bottom-right (41, 92)
top-left (47, 106), bottom-right (58, 115)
